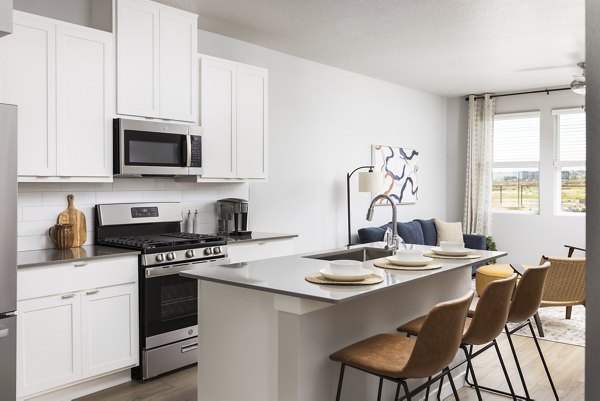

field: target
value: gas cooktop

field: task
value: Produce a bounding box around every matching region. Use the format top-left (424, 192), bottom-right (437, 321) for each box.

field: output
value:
top-left (100, 232), bottom-right (226, 251)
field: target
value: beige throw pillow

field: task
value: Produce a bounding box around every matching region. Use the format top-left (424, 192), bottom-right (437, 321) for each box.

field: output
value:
top-left (434, 218), bottom-right (463, 245)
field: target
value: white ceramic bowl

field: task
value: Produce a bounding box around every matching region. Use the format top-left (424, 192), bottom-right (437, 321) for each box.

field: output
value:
top-left (440, 241), bottom-right (465, 251)
top-left (394, 249), bottom-right (424, 261)
top-left (329, 260), bottom-right (363, 275)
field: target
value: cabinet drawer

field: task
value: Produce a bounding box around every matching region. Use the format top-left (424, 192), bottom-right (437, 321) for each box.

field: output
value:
top-left (227, 239), bottom-right (296, 264)
top-left (18, 256), bottom-right (138, 300)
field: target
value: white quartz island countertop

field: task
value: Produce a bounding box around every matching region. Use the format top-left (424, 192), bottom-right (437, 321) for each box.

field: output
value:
top-left (181, 243), bottom-right (507, 401)
top-left (180, 243), bottom-right (506, 303)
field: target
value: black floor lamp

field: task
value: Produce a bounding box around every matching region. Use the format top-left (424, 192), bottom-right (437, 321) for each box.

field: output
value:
top-left (346, 166), bottom-right (384, 247)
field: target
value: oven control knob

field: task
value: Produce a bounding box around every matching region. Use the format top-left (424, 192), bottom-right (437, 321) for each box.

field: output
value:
top-left (185, 249), bottom-right (195, 258)
top-left (166, 252), bottom-right (176, 261)
top-left (213, 246), bottom-right (221, 254)
top-left (203, 248), bottom-right (213, 256)
top-left (155, 254), bottom-right (165, 263)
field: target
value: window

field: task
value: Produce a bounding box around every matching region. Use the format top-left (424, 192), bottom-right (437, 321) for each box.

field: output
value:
top-left (492, 112), bottom-right (540, 213)
top-left (554, 109), bottom-right (586, 213)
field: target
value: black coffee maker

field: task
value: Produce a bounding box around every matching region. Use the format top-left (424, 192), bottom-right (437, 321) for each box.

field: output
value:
top-left (216, 198), bottom-right (251, 236)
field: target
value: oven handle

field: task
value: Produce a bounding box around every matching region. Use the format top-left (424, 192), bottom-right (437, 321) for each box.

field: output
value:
top-left (145, 258), bottom-right (230, 278)
top-left (181, 343), bottom-right (198, 353)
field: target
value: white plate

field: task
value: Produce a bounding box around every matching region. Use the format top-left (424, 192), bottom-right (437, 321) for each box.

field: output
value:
top-left (386, 256), bottom-right (433, 267)
top-left (319, 267), bottom-right (373, 282)
top-left (430, 246), bottom-right (473, 256)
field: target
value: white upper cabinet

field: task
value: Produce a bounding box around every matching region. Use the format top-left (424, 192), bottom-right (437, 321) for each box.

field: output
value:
top-left (116, 0), bottom-right (159, 118)
top-left (199, 55), bottom-right (268, 180)
top-left (236, 65), bottom-right (268, 179)
top-left (56, 24), bottom-right (113, 177)
top-left (0, 13), bottom-right (56, 176)
top-left (0, 11), bottom-right (113, 181)
top-left (200, 56), bottom-right (236, 178)
top-left (159, 7), bottom-right (198, 122)
top-left (117, 0), bottom-right (198, 122)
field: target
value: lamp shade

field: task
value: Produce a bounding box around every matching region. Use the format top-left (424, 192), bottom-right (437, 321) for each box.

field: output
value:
top-left (358, 171), bottom-right (384, 193)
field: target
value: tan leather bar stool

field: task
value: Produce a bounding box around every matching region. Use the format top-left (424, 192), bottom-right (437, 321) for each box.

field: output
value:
top-left (398, 274), bottom-right (518, 401)
top-left (329, 291), bottom-right (473, 401)
top-left (466, 261), bottom-right (557, 401)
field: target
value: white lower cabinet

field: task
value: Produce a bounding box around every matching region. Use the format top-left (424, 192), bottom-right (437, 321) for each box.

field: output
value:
top-left (81, 283), bottom-right (138, 378)
top-left (17, 294), bottom-right (82, 397)
top-left (17, 256), bottom-right (139, 400)
top-left (227, 238), bottom-right (296, 264)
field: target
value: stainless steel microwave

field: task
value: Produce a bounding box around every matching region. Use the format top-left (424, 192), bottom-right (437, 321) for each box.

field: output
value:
top-left (113, 118), bottom-right (202, 177)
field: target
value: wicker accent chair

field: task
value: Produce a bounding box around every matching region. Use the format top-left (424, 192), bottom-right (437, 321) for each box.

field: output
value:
top-left (539, 255), bottom-right (586, 319)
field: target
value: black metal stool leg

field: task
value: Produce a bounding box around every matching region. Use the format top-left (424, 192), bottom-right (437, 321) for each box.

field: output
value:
top-left (436, 373), bottom-right (444, 401)
top-left (425, 376), bottom-right (432, 401)
top-left (395, 381), bottom-right (402, 401)
top-left (376, 376), bottom-right (383, 401)
top-left (528, 320), bottom-right (559, 400)
top-left (335, 364), bottom-right (345, 401)
top-left (461, 345), bottom-right (482, 401)
top-left (401, 380), bottom-right (412, 401)
top-left (505, 325), bottom-right (532, 400)
top-left (493, 339), bottom-right (517, 400)
top-left (446, 367), bottom-right (460, 400)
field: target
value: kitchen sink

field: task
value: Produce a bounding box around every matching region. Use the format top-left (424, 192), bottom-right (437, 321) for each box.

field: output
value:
top-left (304, 247), bottom-right (393, 262)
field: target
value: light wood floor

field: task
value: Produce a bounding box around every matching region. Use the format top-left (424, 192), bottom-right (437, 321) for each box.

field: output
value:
top-left (76, 335), bottom-right (584, 401)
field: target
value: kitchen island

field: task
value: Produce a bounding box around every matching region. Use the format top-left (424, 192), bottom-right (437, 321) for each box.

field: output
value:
top-left (181, 243), bottom-right (506, 401)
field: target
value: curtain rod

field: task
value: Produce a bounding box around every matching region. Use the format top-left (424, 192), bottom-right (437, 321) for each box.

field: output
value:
top-left (464, 87), bottom-right (571, 101)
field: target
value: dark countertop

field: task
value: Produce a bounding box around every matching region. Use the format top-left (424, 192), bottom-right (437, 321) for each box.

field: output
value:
top-left (224, 232), bottom-right (298, 244)
top-left (18, 245), bottom-right (140, 268)
top-left (181, 243), bottom-right (507, 304)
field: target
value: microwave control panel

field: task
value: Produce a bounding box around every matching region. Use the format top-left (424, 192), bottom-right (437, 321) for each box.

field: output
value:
top-left (190, 136), bottom-right (202, 168)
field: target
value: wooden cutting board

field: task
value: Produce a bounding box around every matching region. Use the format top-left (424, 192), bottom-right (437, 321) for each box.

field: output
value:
top-left (57, 194), bottom-right (87, 247)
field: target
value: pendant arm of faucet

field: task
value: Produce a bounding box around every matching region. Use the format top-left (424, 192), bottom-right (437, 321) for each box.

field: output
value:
top-left (366, 194), bottom-right (400, 252)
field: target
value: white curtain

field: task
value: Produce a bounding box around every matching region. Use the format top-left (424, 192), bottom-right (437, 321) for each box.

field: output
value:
top-left (463, 94), bottom-right (495, 236)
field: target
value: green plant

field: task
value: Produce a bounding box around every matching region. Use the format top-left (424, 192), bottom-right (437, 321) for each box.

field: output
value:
top-left (486, 236), bottom-right (497, 264)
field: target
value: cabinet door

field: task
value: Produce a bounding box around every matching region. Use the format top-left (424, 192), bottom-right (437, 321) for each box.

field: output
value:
top-left (17, 293), bottom-right (81, 398)
top-left (200, 56), bottom-right (237, 178)
top-left (56, 25), bottom-right (113, 177)
top-left (117, 0), bottom-right (159, 118)
top-left (0, 12), bottom-right (56, 176)
top-left (81, 283), bottom-right (139, 378)
top-left (236, 65), bottom-right (268, 179)
top-left (159, 8), bottom-right (197, 122)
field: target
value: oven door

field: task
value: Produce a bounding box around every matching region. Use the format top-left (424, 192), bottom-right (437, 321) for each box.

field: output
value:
top-left (117, 119), bottom-right (190, 176)
top-left (143, 263), bottom-right (199, 349)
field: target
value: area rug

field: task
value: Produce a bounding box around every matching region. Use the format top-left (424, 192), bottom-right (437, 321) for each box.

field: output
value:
top-left (512, 305), bottom-right (586, 347)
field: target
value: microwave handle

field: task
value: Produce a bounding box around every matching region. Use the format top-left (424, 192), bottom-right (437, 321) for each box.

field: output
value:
top-left (185, 135), bottom-right (192, 168)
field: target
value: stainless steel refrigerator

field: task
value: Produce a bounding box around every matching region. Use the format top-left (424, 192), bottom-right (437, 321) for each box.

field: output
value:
top-left (0, 103), bottom-right (17, 400)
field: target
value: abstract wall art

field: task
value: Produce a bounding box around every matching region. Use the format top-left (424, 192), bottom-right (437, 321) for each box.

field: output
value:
top-left (371, 145), bottom-right (419, 204)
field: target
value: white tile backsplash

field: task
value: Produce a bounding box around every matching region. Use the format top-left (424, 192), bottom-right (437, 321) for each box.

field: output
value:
top-left (17, 179), bottom-right (249, 251)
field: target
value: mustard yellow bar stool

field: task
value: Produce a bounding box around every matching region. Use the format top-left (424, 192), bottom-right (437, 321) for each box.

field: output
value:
top-left (329, 291), bottom-right (473, 401)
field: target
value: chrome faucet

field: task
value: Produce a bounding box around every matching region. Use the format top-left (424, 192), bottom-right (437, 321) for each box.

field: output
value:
top-left (366, 194), bottom-right (401, 251)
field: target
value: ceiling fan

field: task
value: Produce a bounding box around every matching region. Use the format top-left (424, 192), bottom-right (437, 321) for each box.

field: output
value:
top-left (570, 62), bottom-right (586, 95)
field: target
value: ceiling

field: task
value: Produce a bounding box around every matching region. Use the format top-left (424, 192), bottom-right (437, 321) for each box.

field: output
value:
top-left (156, 0), bottom-right (585, 97)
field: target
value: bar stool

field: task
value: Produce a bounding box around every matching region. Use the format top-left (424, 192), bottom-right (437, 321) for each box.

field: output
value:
top-left (465, 261), bottom-right (557, 401)
top-left (398, 274), bottom-right (518, 401)
top-left (329, 291), bottom-right (473, 401)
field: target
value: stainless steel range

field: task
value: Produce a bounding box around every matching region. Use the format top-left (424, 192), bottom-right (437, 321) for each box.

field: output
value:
top-left (95, 202), bottom-right (229, 380)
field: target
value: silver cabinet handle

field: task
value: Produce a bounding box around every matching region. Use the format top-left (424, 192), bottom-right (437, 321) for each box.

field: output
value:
top-left (86, 289), bottom-right (99, 295)
top-left (73, 262), bottom-right (87, 267)
top-left (0, 328), bottom-right (9, 338)
top-left (61, 293), bottom-right (76, 299)
top-left (181, 343), bottom-right (198, 353)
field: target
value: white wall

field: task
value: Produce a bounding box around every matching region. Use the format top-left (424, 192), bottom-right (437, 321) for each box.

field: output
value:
top-left (197, 30), bottom-right (449, 253)
top-left (17, 179), bottom-right (248, 251)
top-left (447, 90), bottom-right (586, 264)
